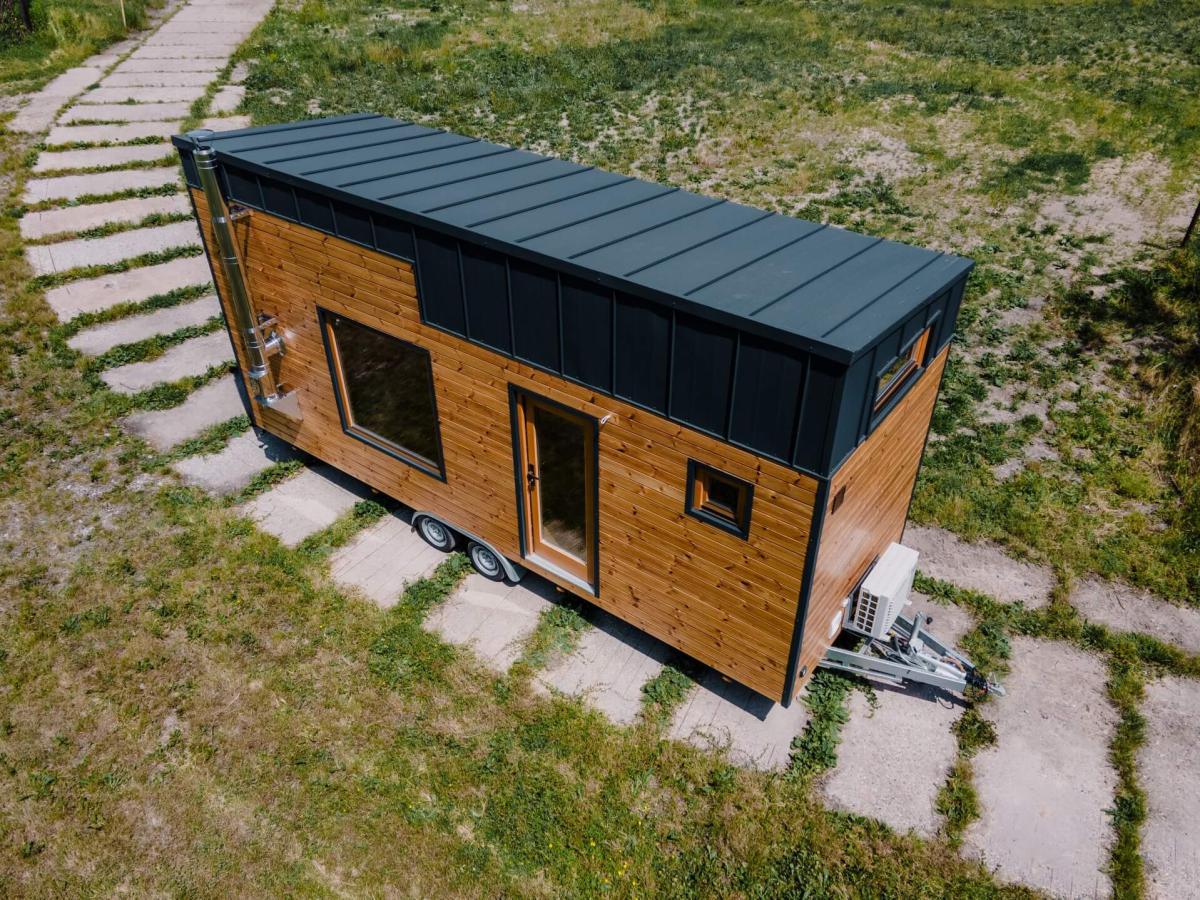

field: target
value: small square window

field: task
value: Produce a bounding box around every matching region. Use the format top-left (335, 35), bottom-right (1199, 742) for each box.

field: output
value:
top-left (686, 460), bottom-right (753, 538)
top-left (874, 326), bottom-right (931, 413)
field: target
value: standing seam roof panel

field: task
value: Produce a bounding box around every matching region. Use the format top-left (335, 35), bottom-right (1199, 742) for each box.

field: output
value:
top-left (179, 114), bottom-right (973, 362)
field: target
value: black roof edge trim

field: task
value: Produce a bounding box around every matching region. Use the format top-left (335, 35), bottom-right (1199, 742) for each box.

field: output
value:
top-left (187, 145), bottom-right (861, 364)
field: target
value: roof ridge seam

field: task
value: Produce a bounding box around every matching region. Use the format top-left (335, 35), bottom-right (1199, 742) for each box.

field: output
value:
top-left (746, 235), bottom-right (884, 318)
top-left (208, 114), bottom-right (387, 151)
top-left (387, 157), bottom-right (549, 200)
top-left (682, 224), bottom-right (828, 298)
top-left (465, 174), bottom-right (631, 229)
top-left (818, 252), bottom-right (945, 339)
top-left (261, 123), bottom-right (429, 165)
top-left (516, 186), bottom-right (678, 244)
top-left (568, 197), bottom-right (726, 260)
top-left (411, 160), bottom-right (573, 209)
top-left (303, 137), bottom-right (483, 180)
top-left (222, 120), bottom-right (417, 157)
top-left (621, 209), bottom-right (774, 277)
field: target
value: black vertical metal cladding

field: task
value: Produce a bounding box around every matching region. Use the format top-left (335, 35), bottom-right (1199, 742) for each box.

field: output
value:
top-left (225, 166), bottom-right (262, 207)
top-left (560, 275), bottom-right (613, 392)
top-left (373, 215), bottom-right (415, 260)
top-left (415, 229), bottom-right (466, 335)
top-left (510, 257), bottom-right (560, 370)
top-left (730, 335), bottom-right (806, 462)
top-left (261, 179), bottom-right (298, 220)
top-left (333, 200), bottom-right (373, 246)
top-left (671, 312), bottom-right (735, 436)
top-left (461, 243), bottom-right (512, 354)
top-left (297, 187), bottom-right (335, 232)
top-left (614, 292), bottom-right (670, 414)
top-left (794, 356), bottom-right (841, 472)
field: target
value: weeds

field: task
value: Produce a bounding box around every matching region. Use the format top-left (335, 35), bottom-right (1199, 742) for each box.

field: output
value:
top-left (639, 663), bottom-right (695, 726)
top-left (788, 669), bottom-right (856, 778)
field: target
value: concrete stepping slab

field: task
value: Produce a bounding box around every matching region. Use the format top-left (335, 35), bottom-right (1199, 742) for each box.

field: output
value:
top-left (122, 374), bottom-right (244, 452)
top-left (209, 85), bottom-right (245, 114)
top-left (425, 575), bottom-right (556, 671)
top-left (1071, 577), bottom-right (1200, 655)
top-left (113, 59), bottom-right (224, 74)
top-left (670, 670), bottom-right (809, 771)
top-left (129, 46), bottom-right (237, 59)
top-left (102, 71), bottom-right (217, 87)
top-left (229, 62), bottom-right (249, 84)
top-left (79, 85), bottom-right (207, 105)
top-left (821, 684), bottom-right (964, 837)
top-left (963, 638), bottom-right (1117, 898)
top-left (60, 102), bottom-right (192, 124)
top-left (329, 510), bottom-right (444, 607)
top-left (100, 330), bottom-right (232, 394)
top-left (240, 464), bottom-right (372, 547)
top-left (26, 221), bottom-right (200, 276)
top-left (7, 66), bottom-right (104, 133)
top-left (904, 524), bottom-right (1054, 608)
top-left (45, 120), bottom-right (183, 147)
top-left (1139, 676), bottom-right (1200, 900)
top-left (199, 115), bottom-right (251, 132)
top-left (537, 610), bottom-right (671, 724)
top-left (172, 429), bottom-right (299, 495)
top-left (33, 142), bottom-right (173, 173)
top-left (44, 255), bottom-right (211, 319)
top-left (68, 294), bottom-right (219, 356)
top-left (23, 167), bottom-right (178, 203)
top-left (20, 194), bottom-right (191, 241)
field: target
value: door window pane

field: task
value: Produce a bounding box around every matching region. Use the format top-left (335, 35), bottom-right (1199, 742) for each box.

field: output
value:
top-left (326, 312), bottom-right (443, 474)
top-left (533, 406), bottom-right (588, 561)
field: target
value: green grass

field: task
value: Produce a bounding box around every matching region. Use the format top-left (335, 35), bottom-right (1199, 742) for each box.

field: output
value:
top-left (0, 0), bottom-right (163, 92)
top-left (3, 0), bottom-right (1200, 894)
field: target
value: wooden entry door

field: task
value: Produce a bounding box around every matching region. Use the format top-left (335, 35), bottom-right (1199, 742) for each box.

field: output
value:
top-left (514, 392), bottom-right (597, 588)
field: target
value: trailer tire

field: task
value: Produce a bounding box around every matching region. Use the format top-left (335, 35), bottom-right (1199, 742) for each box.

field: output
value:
top-left (468, 542), bottom-right (505, 581)
top-left (415, 515), bottom-right (456, 552)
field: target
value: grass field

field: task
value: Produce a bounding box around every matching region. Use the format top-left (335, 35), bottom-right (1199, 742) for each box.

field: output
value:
top-left (1, 0), bottom-right (1198, 896)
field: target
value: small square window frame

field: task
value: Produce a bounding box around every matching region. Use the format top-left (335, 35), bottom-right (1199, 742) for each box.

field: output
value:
top-left (873, 325), bottom-right (932, 415)
top-left (685, 459), bottom-right (754, 539)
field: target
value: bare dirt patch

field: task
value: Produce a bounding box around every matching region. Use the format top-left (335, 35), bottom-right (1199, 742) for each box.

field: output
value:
top-left (903, 524), bottom-right (1054, 607)
top-left (1070, 577), bottom-right (1200, 655)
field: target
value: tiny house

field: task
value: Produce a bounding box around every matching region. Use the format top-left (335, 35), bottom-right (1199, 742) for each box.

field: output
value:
top-left (174, 114), bottom-right (972, 706)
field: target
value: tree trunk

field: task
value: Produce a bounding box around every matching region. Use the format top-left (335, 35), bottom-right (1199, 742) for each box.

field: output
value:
top-left (1184, 198), bottom-right (1200, 249)
top-left (19, 0), bottom-right (31, 31)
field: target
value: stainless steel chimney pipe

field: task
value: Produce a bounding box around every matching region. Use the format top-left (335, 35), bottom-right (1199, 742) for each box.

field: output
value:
top-left (190, 138), bottom-right (299, 418)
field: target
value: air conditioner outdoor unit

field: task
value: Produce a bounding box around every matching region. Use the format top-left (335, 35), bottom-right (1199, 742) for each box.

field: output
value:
top-left (843, 542), bottom-right (919, 639)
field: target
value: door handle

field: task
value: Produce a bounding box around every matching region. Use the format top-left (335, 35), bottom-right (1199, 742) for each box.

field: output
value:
top-left (526, 463), bottom-right (538, 491)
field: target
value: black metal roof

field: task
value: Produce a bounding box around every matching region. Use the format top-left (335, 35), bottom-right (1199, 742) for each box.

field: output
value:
top-left (175, 113), bottom-right (972, 364)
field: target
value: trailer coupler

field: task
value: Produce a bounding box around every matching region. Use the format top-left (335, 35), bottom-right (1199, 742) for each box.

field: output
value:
top-left (820, 613), bottom-right (1005, 697)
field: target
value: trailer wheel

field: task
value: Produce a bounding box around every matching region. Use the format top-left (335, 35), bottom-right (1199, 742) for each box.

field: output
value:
top-left (415, 515), bottom-right (456, 552)
top-left (468, 542), bottom-right (505, 581)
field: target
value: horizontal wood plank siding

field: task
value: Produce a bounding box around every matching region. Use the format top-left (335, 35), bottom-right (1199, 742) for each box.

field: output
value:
top-left (192, 191), bottom-right (817, 700)
top-left (794, 345), bottom-right (949, 696)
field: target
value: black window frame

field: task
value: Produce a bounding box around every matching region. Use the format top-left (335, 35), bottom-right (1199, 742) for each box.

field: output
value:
top-left (318, 307), bottom-right (446, 481)
top-left (685, 459), bottom-right (753, 539)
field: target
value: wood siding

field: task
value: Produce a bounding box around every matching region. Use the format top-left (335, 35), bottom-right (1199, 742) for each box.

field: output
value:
top-left (794, 345), bottom-right (949, 697)
top-left (191, 191), bottom-right (818, 701)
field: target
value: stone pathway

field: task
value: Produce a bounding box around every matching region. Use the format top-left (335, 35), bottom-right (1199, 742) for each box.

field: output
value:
top-left (172, 429), bottom-right (298, 495)
top-left (1139, 676), bottom-right (1200, 900)
top-left (240, 463), bottom-right (372, 547)
top-left (68, 294), bottom-right (219, 356)
top-left (903, 524), bottom-right (1054, 607)
top-left (121, 374), bottom-right (244, 452)
top-left (537, 610), bottom-right (671, 725)
top-left (1071, 577), bottom-right (1200, 655)
top-left (328, 510), bottom-right (444, 607)
top-left (670, 670), bottom-right (809, 771)
top-left (964, 638), bottom-right (1117, 898)
top-left (424, 574), bottom-right (557, 672)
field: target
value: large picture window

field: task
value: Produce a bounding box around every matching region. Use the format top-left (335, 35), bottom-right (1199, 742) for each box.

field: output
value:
top-left (321, 310), bottom-right (444, 477)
